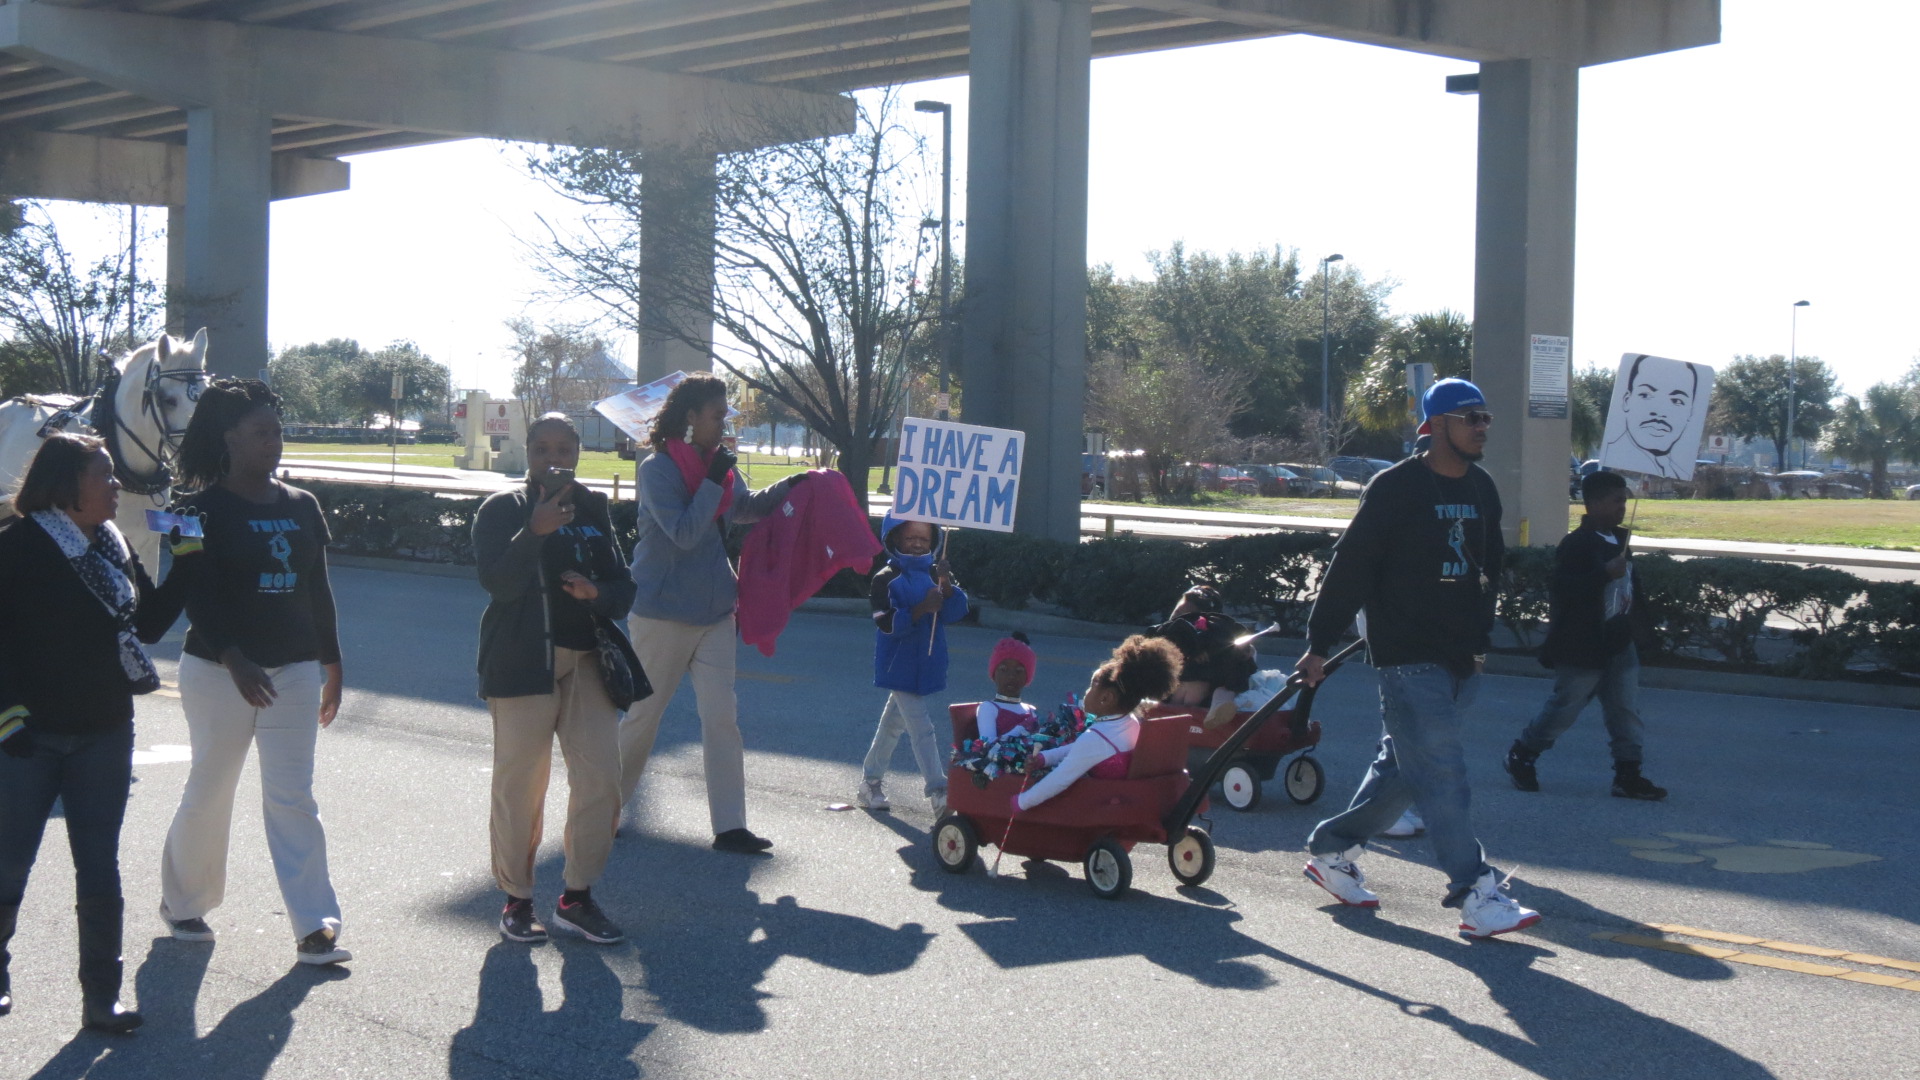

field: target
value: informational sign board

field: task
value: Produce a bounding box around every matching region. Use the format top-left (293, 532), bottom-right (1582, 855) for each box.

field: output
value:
top-left (890, 416), bottom-right (1024, 533)
top-left (482, 401), bottom-right (513, 436)
top-left (1706, 434), bottom-right (1731, 454)
top-left (1597, 353), bottom-right (1716, 481)
top-left (593, 371), bottom-right (739, 443)
top-left (1527, 334), bottom-right (1571, 419)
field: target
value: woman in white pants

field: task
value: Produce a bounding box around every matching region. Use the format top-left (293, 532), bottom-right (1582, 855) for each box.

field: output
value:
top-left (157, 379), bottom-right (349, 966)
top-left (618, 373), bottom-right (802, 854)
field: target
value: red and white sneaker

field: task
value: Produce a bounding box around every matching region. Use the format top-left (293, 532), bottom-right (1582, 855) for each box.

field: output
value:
top-left (1303, 847), bottom-right (1380, 908)
top-left (1458, 871), bottom-right (1541, 938)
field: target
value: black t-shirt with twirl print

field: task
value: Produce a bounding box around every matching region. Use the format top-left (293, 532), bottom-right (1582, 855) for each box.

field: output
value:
top-left (176, 481), bottom-right (342, 669)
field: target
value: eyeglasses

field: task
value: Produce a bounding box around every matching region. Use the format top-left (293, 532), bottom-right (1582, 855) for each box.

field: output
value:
top-left (1443, 410), bottom-right (1494, 427)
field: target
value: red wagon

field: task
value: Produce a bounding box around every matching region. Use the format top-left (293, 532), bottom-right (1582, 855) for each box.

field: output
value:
top-left (930, 704), bottom-right (1216, 899)
top-left (1145, 686), bottom-right (1327, 813)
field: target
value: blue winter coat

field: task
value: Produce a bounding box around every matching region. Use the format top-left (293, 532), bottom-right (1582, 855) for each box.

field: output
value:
top-left (870, 511), bottom-right (970, 695)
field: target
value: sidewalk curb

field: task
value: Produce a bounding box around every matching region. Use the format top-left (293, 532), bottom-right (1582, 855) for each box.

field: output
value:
top-left (795, 598), bottom-right (1920, 712)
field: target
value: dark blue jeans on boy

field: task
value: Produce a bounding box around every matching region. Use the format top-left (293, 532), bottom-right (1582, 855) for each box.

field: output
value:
top-left (1306, 663), bottom-right (1492, 901)
top-left (0, 726), bottom-right (135, 909)
top-left (1516, 644), bottom-right (1645, 764)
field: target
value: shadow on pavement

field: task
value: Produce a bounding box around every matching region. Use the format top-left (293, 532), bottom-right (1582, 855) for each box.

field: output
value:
top-left (447, 942), bottom-right (654, 1080)
top-left (26, 939), bottom-right (350, 1080)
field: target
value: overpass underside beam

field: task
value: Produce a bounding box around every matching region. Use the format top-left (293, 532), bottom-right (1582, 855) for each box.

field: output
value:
top-left (960, 0), bottom-right (1092, 544)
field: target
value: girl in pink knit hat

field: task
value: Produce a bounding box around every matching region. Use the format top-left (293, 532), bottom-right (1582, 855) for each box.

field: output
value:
top-left (976, 632), bottom-right (1038, 745)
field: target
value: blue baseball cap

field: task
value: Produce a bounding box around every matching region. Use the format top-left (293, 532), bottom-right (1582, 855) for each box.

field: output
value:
top-left (1421, 378), bottom-right (1487, 421)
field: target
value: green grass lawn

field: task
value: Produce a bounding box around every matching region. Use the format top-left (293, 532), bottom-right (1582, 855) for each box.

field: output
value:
top-left (1111, 490), bottom-right (1920, 550)
top-left (284, 443), bottom-right (1918, 550)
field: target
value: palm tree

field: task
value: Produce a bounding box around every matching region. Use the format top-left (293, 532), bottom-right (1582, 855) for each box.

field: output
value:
top-left (1822, 381), bottom-right (1920, 498)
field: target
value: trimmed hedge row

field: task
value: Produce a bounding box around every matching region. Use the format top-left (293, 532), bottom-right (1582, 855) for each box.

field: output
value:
top-left (299, 479), bottom-right (1918, 678)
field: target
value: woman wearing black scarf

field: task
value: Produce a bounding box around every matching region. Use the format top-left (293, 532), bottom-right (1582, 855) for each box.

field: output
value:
top-left (0, 433), bottom-right (184, 1032)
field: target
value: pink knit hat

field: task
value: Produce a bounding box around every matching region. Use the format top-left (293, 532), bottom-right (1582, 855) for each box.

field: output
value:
top-left (989, 632), bottom-right (1037, 687)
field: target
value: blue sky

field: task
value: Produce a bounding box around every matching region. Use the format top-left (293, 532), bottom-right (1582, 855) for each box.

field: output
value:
top-left (49, 1), bottom-right (1920, 402)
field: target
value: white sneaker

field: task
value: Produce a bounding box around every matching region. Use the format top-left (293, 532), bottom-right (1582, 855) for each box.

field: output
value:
top-left (1303, 847), bottom-right (1380, 908)
top-left (1458, 871), bottom-right (1542, 938)
top-left (928, 790), bottom-right (947, 817)
top-left (856, 779), bottom-right (890, 811)
top-left (1380, 808), bottom-right (1425, 838)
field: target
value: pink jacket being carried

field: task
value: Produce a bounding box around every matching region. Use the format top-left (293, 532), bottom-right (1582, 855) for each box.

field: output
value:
top-left (736, 469), bottom-right (882, 657)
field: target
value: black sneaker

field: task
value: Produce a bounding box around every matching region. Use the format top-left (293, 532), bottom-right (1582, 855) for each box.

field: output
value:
top-left (551, 894), bottom-right (624, 944)
top-left (1612, 764), bottom-right (1668, 801)
top-left (161, 905), bottom-right (216, 942)
top-left (711, 828), bottom-right (773, 854)
top-left (499, 897), bottom-right (548, 943)
top-left (296, 927), bottom-right (352, 966)
top-left (1504, 741), bottom-right (1541, 792)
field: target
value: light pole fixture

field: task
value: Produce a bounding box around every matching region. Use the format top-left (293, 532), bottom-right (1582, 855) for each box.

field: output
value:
top-left (915, 99), bottom-right (954, 422)
top-left (1320, 253), bottom-right (1344, 444)
top-left (1788, 299), bottom-right (1810, 470)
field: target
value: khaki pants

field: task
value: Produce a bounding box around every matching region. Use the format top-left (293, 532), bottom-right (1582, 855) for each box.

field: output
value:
top-left (489, 647), bottom-right (622, 898)
top-left (618, 614), bottom-right (747, 835)
top-left (162, 656), bottom-right (341, 939)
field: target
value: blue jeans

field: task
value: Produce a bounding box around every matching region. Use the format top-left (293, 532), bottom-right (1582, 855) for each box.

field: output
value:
top-left (0, 725), bottom-right (135, 908)
top-left (1518, 645), bottom-right (1644, 763)
top-left (1307, 664), bottom-right (1491, 900)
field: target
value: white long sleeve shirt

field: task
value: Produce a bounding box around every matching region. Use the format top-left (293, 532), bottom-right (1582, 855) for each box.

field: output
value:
top-left (1016, 713), bottom-right (1140, 810)
top-left (976, 698), bottom-right (1038, 743)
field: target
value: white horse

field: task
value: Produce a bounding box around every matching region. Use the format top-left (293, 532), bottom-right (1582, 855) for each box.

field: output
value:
top-left (0, 328), bottom-right (210, 578)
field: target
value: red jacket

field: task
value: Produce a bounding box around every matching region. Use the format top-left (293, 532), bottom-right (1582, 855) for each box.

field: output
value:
top-left (736, 470), bottom-right (881, 657)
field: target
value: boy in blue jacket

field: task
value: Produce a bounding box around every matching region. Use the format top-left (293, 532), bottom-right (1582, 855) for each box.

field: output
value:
top-left (857, 512), bottom-right (969, 816)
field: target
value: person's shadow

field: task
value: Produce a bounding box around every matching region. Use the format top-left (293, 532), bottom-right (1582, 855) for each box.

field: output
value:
top-left (447, 942), bottom-right (653, 1080)
top-left (25, 937), bottom-right (350, 1080)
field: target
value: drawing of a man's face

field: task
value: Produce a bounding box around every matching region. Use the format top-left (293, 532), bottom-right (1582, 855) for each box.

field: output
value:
top-left (1620, 356), bottom-right (1698, 456)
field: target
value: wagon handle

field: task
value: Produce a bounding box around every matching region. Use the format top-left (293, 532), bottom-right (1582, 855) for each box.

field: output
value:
top-left (1162, 638), bottom-right (1367, 835)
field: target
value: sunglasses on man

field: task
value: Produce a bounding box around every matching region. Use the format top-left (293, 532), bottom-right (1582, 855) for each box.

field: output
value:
top-left (1442, 409), bottom-right (1494, 427)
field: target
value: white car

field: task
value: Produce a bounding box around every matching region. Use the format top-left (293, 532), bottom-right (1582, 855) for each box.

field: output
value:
top-left (1907, 484), bottom-right (1920, 501)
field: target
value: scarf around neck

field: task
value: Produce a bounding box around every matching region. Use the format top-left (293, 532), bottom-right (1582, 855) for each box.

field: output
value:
top-left (32, 510), bottom-right (160, 694)
top-left (665, 438), bottom-right (735, 521)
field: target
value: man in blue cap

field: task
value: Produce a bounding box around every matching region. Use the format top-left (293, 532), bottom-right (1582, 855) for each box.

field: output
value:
top-left (1294, 378), bottom-right (1541, 938)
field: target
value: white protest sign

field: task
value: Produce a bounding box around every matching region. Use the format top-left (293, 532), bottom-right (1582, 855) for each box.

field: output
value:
top-left (1598, 353), bottom-right (1715, 481)
top-left (891, 416), bottom-right (1023, 533)
top-left (592, 371), bottom-right (739, 443)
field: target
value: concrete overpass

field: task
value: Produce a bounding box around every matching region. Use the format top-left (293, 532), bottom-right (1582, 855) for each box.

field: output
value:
top-left (0, 0), bottom-right (1720, 547)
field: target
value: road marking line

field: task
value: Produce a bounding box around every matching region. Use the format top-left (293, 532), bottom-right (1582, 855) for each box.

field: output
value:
top-left (1595, 929), bottom-right (1920, 992)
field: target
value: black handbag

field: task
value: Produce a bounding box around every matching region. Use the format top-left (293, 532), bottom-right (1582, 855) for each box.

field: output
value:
top-left (592, 614), bottom-right (651, 711)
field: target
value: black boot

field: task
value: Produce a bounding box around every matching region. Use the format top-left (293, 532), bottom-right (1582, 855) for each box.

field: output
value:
top-left (1, 902), bottom-right (16, 1017)
top-left (1612, 761), bottom-right (1668, 801)
top-left (1503, 740), bottom-right (1541, 792)
top-left (76, 897), bottom-right (141, 1033)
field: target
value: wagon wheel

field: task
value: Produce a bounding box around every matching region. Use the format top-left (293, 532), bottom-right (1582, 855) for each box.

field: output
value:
top-left (1284, 755), bottom-right (1326, 804)
top-left (1220, 763), bottom-right (1263, 811)
top-left (932, 814), bottom-right (978, 874)
top-left (1167, 826), bottom-right (1216, 888)
top-left (1084, 838), bottom-right (1133, 899)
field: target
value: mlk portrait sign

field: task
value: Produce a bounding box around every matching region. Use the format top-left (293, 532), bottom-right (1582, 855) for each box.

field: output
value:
top-left (1598, 353), bottom-right (1716, 481)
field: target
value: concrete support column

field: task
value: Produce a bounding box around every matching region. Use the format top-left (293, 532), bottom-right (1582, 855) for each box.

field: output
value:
top-left (637, 149), bottom-right (717, 384)
top-left (164, 204), bottom-right (187, 336)
top-left (180, 106), bottom-right (273, 377)
top-left (960, 0), bottom-right (1092, 543)
top-left (1472, 58), bottom-right (1577, 550)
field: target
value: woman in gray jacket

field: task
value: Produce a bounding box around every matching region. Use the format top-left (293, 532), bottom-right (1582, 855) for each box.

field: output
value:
top-left (617, 373), bottom-right (802, 853)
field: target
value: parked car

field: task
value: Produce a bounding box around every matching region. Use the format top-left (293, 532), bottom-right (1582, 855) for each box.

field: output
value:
top-left (1908, 483), bottom-right (1920, 501)
top-left (1276, 463), bottom-right (1337, 497)
top-left (1329, 456), bottom-right (1394, 485)
top-left (1201, 465), bottom-right (1261, 496)
top-left (1235, 464), bottom-right (1297, 497)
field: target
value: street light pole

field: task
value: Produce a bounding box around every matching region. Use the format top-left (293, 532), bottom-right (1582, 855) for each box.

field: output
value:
top-left (915, 99), bottom-right (953, 422)
top-left (1319, 253), bottom-right (1344, 453)
top-left (1788, 299), bottom-right (1810, 470)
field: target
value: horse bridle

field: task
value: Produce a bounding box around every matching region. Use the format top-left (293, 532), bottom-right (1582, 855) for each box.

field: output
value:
top-left (96, 358), bottom-right (206, 498)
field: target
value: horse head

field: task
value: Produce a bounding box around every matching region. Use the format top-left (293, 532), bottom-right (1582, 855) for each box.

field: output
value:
top-left (126, 327), bottom-right (210, 442)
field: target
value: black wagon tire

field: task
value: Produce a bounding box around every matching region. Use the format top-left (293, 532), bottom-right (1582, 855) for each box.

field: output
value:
top-left (1220, 763), bottom-right (1263, 811)
top-left (932, 813), bottom-right (979, 874)
top-left (1167, 826), bottom-right (1217, 887)
top-left (1084, 838), bottom-right (1133, 899)
top-left (1284, 754), bottom-right (1326, 804)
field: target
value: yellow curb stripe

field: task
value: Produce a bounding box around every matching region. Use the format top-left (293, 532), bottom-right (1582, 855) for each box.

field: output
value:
top-left (1639, 924), bottom-right (1920, 973)
top-left (1757, 940), bottom-right (1850, 959)
top-left (1642, 923), bottom-right (1767, 946)
top-left (1596, 931), bottom-right (1920, 991)
top-left (1842, 954), bottom-right (1920, 974)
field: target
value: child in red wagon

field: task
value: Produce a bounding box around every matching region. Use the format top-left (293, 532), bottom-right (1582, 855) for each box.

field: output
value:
top-left (975, 632), bottom-right (1039, 743)
top-left (1014, 636), bottom-right (1182, 811)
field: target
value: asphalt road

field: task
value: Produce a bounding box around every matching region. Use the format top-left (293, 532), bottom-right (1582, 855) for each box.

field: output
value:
top-left (3, 565), bottom-right (1916, 1079)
